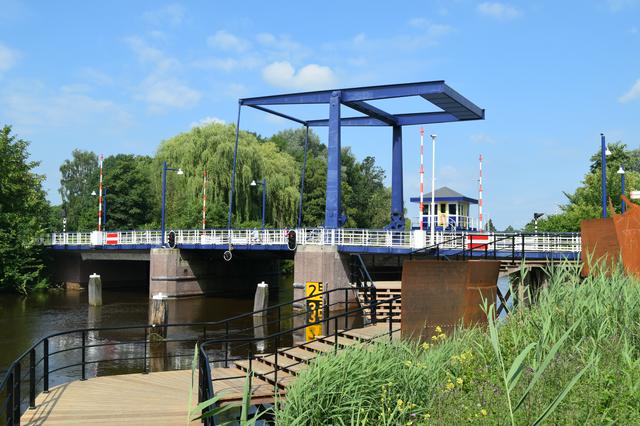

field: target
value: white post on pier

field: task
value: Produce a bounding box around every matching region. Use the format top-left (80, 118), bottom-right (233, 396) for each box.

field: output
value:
top-left (88, 273), bottom-right (102, 306)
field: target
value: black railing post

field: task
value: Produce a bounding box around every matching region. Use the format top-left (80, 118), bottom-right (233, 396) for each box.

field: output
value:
top-left (277, 305), bottom-right (282, 334)
top-left (224, 322), bottom-right (229, 368)
top-left (203, 325), bottom-right (207, 340)
top-left (521, 234), bottom-right (525, 260)
top-left (81, 330), bottom-right (86, 381)
top-left (143, 327), bottom-right (148, 374)
top-left (7, 369), bottom-right (15, 425)
top-left (370, 287), bottom-right (377, 325)
top-left (29, 348), bottom-right (36, 409)
top-left (469, 234), bottom-right (473, 259)
top-left (334, 317), bottom-right (339, 354)
top-left (512, 235), bottom-right (516, 262)
top-left (274, 334), bottom-right (279, 388)
top-left (13, 362), bottom-right (21, 423)
top-left (43, 338), bottom-right (49, 393)
top-left (484, 241), bottom-right (488, 259)
top-left (344, 288), bottom-right (349, 325)
top-left (388, 299), bottom-right (393, 341)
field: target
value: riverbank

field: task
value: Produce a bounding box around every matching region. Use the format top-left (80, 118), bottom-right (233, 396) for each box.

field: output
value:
top-left (278, 265), bottom-right (640, 425)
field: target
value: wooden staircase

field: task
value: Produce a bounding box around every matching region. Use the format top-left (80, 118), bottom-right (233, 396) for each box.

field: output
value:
top-left (210, 323), bottom-right (399, 406)
top-left (355, 281), bottom-right (402, 322)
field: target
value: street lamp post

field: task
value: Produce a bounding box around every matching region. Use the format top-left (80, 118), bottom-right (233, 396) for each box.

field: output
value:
top-left (250, 178), bottom-right (267, 229)
top-left (533, 212), bottom-right (544, 234)
top-left (429, 134), bottom-right (437, 244)
top-left (92, 188), bottom-right (108, 229)
top-left (601, 133), bottom-right (612, 218)
top-left (617, 165), bottom-right (626, 213)
top-left (161, 161), bottom-right (184, 247)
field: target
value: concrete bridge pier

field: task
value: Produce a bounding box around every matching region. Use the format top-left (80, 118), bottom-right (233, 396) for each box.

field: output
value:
top-left (149, 248), bottom-right (280, 298)
top-left (293, 245), bottom-right (358, 311)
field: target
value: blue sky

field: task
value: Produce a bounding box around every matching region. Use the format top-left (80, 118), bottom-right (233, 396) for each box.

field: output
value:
top-left (1, 0), bottom-right (640, 229)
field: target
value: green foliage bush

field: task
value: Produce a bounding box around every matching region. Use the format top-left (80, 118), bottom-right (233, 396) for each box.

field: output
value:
top-left (0, 126), bottom-right (51, 293)
top-left (277, 265), bottom-right (640, 425)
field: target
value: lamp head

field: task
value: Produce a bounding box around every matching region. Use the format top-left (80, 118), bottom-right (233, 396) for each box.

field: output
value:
top-left (91, 190), bottom-right (97, 196)
top-left (617, 165), bottom-right (625, 175)
top-left (430, 134), bottom-right (437, 139)
top-left (250, 180), bottom-right (257, 186)
top-left (605, 147), bottom-right (612, 156)
top-left (176, 168), bottom-right (184, 175)
top-left (534, 212), bottom-right (544, 220)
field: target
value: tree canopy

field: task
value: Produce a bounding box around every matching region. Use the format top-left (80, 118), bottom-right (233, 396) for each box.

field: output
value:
top-left (57, 123), bottom-right (393, 231)
top-left (0, 126), bottom-right (51, 293)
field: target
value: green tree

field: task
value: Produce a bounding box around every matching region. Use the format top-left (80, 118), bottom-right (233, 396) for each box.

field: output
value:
top-left (102, 154), bottom-right (155, 230)
top-left (486, 218), bottom-right (497, 232)
top-left (59, 149), bottom-right (99, 231)
top-left (0, 126), bottom-right (51, 293)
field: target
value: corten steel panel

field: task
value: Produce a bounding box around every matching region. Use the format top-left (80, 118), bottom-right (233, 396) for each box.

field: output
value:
top-left (580, 218), bottom-right (620, 277)
top-left (401, 260), bottom-right (500, 341)
top-left (612, 196), bottom-right (640, 277)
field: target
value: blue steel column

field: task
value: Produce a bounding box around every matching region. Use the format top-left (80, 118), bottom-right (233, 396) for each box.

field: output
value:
top-left (389, 125), bottom-right (405, 230)
top-left (325, 91), bottom-right (342, 228)
top-left (161, 161), bottom-right (167, 246)
top-left (297, 125), bottom-right (309, 227)
top-left (621, 171), bottom-right (626, 213)
top-left (601, 133), bottom-right (607, 218)
top-left (262, 177), bottom-right (266, 229)
top-left (228, 103), bottom-right (242, 228)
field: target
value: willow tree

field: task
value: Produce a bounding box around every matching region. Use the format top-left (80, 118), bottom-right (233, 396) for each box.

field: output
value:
top-left (155, 123), bottom-right (300, 229)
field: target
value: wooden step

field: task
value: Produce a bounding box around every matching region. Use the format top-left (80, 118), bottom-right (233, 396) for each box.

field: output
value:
top-left (279, 347), bottom-right (318, 362)
top-left (260, 354), bottom-right (307, 374)
top-left (234, 359), bottom-right (294, 388)
top-left (302, 340), bottom-right (336, 353)
top-left (211, 367), bottom-right (283, 405)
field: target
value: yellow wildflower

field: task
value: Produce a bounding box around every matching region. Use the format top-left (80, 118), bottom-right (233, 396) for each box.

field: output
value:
top-left (431, 335), bottom-right (438, 341)
top-left (423, 413), bottom-right (431, 419)
top-left (481, 409), bottom-right (488, 416)
top-left (456, 377), bottom-right (464, 385)
top-left (438, 333), bottom-right (447, 339)
top-left (435, 326), bottom-right (443, 333)
top-left (422, 342), bottom-right (431, 350)
top-left (397, 399), bottom-right (404, 406)
top-left (404, 360), bottom-right (413, 367)
top-left (445, 381), bottom-right (455, 391)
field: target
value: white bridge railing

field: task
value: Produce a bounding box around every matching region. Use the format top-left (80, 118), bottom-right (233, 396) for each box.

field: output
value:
top-left (42, 228), bottom-right (582, 254)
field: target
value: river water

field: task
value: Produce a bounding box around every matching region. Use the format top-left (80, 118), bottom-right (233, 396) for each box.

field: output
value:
top-left (0, 275), bottom-right (293, 379)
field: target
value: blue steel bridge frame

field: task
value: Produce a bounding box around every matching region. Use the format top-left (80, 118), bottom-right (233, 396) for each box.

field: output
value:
top-left (227, 81), bottom-right (485, 230)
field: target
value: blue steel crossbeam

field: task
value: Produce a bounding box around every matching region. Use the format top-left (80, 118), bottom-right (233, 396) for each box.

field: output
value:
top-left (228, 81), bottom-right (484, 230)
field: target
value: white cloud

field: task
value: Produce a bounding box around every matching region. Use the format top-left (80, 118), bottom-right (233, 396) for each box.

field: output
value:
top-left (262, 61), bottom-right (337, 91)
top-left (346, 22), bottom-right (454, 53)
top-left (225, 83), bottom-right (247, 97)
top-left (191, 55), bottom-right (260, 72)
top-left (607, 0), bottom-right (639, 11)
top-left (78, 67), bottom-right (113, 86)
top-left (256, 32), bottom-right (303, 52)
top-left (191, 116), bottom-right (225, 128)
top-left (143, 3), bottom-right (185, 27)
top-left (470, 133), bottom-right (496, 145)
top-left (125, 36), bottom-right (178, 72)
top-left (0, 42), bottom-right (19, 72)
top-left (207, 30), bottom-right (250, 52)
top-left (477, 2), bottom-right (521, 20)
top-left (619, 79), bottom-right (640, 103)
top-left (136, 75), bottom-right (201, 112)
top-left (1, 81), bottom-right (132, 130)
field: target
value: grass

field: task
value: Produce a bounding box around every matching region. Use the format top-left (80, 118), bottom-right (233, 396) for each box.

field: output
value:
top-left (276, 262), bottom-right (640, 425)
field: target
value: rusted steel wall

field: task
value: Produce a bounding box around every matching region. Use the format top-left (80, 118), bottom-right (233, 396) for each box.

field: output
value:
top-left (581, 196), bottom-right (640, 277)
top-left (580, 218), bottom-right (619, 276)
top-left (612, 196), bottom-right (640, 277)
top-left (401, 260), bottom-right (500, 341)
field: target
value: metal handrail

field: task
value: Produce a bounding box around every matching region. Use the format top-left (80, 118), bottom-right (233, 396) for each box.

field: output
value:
top-left (0, 285), bottom-right (364, 425)
top-left (198, 292), bottom-right (399, 425)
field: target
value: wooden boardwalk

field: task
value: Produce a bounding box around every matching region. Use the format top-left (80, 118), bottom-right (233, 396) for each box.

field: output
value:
top-left (20, 323), bottom-right (399, 425)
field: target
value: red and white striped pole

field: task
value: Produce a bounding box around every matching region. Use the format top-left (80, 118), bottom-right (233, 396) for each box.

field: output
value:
top-left (98, 154), bottom-right (103, 232)
top-left (478, 154), bottom-right (483, 231)
top-left (419, 127), bottom-right (425, 231)
top-left (202, 169), bottom-right (207, 230)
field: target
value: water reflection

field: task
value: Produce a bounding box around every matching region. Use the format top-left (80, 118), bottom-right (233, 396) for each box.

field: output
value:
top-left (0, 275), bottom-right (293, 385)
